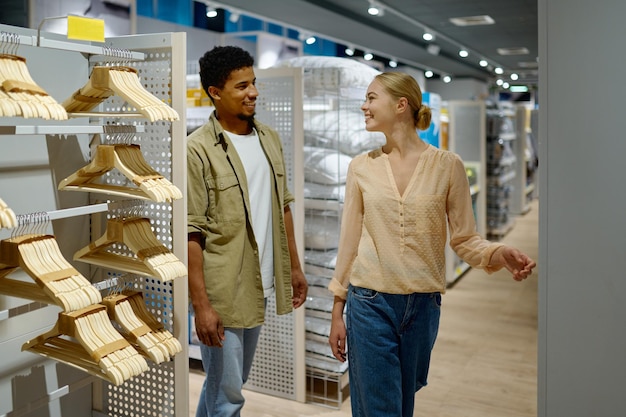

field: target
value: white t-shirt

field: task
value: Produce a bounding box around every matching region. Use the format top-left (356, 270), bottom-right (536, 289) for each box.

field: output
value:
top-left (227, 128), bottom-right (275, 297)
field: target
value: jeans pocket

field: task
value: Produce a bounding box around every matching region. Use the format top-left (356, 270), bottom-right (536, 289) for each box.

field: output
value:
top-left (351, 286), bottom-right (378, 300)
top-left (431, 292), bottom-right (442, 308)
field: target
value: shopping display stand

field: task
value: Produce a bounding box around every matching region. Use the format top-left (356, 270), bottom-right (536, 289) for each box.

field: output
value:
top-left (0, 22), bottom-right (188, 417)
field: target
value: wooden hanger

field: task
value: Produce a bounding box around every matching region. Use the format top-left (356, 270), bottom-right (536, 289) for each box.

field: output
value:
top-left (124, 290), bottom-right (182, 357)
top-left (102, 291), bottom-right (181, 363)
top-left (57, 143), bottom-right (182, 203)
top-left (0, 198), bottom-right (17, 229)
top-left (0, 53), bottom-right (68, 120)
top-left (0, 233), bottom-right (102, 311)
top-left (73, 216), bottom-right (187, 282)
top-left (61, 66), bottom-right (179, 122)
top-left (22, 303), bottom-right (149, 386)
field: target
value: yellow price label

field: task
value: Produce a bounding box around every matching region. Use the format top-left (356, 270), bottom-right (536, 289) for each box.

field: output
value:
top-left (67, 15), bottom-right (105, 42)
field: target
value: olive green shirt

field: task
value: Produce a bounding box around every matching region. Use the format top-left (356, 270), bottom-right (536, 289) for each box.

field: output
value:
top-left (187, 112), bottom-right (295, 328)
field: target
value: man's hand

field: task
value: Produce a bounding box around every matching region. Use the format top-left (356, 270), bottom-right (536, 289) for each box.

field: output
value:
top-left (194, 305), bottom-right (225, 347)
top-left (291, 268), bottom-right (308, 308)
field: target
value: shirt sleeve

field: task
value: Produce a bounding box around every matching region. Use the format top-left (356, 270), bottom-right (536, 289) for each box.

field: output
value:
top-left (187, 143), bottom-right (209, 235)
top-left (329, 160), bottom-right (364, 299)
top-left (447, 154), bottom-right (504, 273)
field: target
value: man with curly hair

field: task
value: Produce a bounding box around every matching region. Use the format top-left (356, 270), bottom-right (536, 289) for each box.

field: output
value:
top-left (187, 46), bottom-right (308, 417)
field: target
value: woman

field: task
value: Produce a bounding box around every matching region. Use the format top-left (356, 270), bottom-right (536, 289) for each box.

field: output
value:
top-left (328, 72), bottom-right (535, 417)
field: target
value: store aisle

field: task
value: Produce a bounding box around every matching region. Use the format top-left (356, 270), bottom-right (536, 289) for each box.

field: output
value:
top-left (189, 199), bottom-right (539, 417)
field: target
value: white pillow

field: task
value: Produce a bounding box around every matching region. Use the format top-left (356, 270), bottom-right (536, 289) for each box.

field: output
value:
top-left (274, 56), bottom-right (380, 90)
top-left (303, 146), bottom-right (352, 185)
top-left (305, 111), bottom-right (386, 156)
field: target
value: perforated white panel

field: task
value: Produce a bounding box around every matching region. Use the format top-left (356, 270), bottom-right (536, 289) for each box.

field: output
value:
top-left (90, 42), bottom-right (185, 417)
top-left (243, 70), bottom-right (302, 399)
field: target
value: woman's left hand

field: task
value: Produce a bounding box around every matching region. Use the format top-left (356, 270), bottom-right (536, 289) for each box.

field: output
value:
top-left (493, 245), bottom-right (536, 281)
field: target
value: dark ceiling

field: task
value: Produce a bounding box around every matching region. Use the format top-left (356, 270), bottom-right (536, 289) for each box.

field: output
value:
top-left (211, 0), bottom-right (538, 86)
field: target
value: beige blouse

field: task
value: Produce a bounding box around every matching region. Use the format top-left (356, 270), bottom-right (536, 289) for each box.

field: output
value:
top-left (328, 145), bottom-right (504, 300)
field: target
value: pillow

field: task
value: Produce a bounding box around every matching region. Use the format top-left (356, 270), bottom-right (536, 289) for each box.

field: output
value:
top-left (305, 110), bottom-right (385, 156)
top-left (304, 209), bottom-right (340, 250)
top-left (274, 56), bottom-right (380, 91)
top-left (303, 145), bottom-right (352, 185)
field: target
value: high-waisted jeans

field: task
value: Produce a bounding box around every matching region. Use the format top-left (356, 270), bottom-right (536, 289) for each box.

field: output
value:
top-left (346, 285), bottom-right (441, 417)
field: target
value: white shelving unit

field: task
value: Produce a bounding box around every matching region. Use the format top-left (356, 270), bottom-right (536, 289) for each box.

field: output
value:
top-left (485, 105), bottom-right (517, 239)
top-left (443, 100), bottom-right (487, 285)
top-left (510, 105), bottom-right (539, 215)
top-left (0, 23), bottom-right (188, 417)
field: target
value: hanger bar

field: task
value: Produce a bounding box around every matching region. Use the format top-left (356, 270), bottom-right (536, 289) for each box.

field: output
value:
top-left (67, 112), bottom-right (147, 119)
top-left (1, 31), bottom-right (144, 61)
top-left (0, 125), bottom-right (145, 136)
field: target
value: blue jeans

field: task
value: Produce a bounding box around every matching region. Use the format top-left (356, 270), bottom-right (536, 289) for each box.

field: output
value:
top-left (195, 326), bottom-right (263, 417)
top-left (346, 286), bottom-right (441, 417)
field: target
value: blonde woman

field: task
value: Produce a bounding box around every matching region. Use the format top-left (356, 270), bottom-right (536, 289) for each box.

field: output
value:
top-left (328, 72), bottom-right (535, 417)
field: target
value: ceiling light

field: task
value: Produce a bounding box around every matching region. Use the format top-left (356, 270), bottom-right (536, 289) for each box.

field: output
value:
top-left (424, 70), bottom-right (434, 78)
top-left (388, 59), bottom-right (397, 68)
top-left (510, 73), bottom-right (519, 81)
top-left (305, 36), bottom-right (317, 45)
top-left (345, 45), bottom-right (355, 56)
top-left (367, 1), bottom-right (383, 16)
top-left (494, 67), bottom-right (504, 75)
top-left (497, 47), bottom-right (530, 56)
top-left (228, 12), bottom-right (240, 23)
top-left (449, 15), bottom-right (495, 26)
top-left (502, 82), bottom-right (510, 89)
top-left (364, 52), bottom-right (374, 61)
top-left (496, 79), bottom-right (504, 86)
top-left (206, 6), bottom-right (218, 18)
top-left (479, 59), bottom-right (489, 67)
top-left (459, 49), bottom-right (469, 58)
top-left (443, 75), bottom-right (452, 83)
top-left (423, 32), bottom-right (434, 41)
top-left (510, 85), bottom-right (529, 93)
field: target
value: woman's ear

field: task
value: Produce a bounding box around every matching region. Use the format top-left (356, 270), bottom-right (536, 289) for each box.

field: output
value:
top-left (396, 97), bottom-right (409, 114)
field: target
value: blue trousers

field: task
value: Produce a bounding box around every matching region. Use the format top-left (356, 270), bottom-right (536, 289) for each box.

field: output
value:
top-left (195, 326), bottom-right (262, 417)
top-left (347, 286), bottom-right (441, 417)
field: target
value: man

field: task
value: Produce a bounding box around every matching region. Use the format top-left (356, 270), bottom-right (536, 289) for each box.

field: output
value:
top-left (187, 45), bottom-right (308, 417)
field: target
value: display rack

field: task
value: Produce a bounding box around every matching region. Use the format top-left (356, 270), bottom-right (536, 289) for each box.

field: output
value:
top-left (443, 100), bottom-right (487, 284)
top-left (485, 104), bottom-right (517, 239)
top-left (0, 23), bottom-right (188, 417)
top-left (281, 58), bottom-right (383, 408)
top-left (510, 105), bottom-right (538, 215)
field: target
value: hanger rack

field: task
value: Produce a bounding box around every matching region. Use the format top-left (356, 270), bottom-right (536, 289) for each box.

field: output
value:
top-left (22, 303), bottom-right (149, 386)
top-left (73, 216), bottom-right (187, 282)
top-left (0, 233), bottom-right (102, 311)
top-left (102, 290), bottom-right (182, 364)
top-left (62, 66), bottom-right (179, 122)
top-left (57, 143), bottom-right (182, 203)
top-left (0, 55), bottom-right (68, 120)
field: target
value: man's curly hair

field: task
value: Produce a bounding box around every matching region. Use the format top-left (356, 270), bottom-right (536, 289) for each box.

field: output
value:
top-left (199, 46), bottom-right (255, 103)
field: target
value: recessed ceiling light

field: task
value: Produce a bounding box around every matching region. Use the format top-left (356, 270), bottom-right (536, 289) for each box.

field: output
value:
top-left (510, 85), bottom-right (529, 93)
top-left (497, 47), bottom-right (530, 56)
top-left (518, 61), bottom-right (539, 68)
top-left (449, 15), bottom-right (495, 26)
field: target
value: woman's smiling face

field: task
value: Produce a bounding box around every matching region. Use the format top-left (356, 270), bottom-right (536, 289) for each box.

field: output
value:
top-left (361, 78), bottom-right (397, 132)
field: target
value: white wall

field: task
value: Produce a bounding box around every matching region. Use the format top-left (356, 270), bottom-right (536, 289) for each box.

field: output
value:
top-left (427, 78), bottom-right (489, 101)
top-left (538, 1), bottom-right (626, 416)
